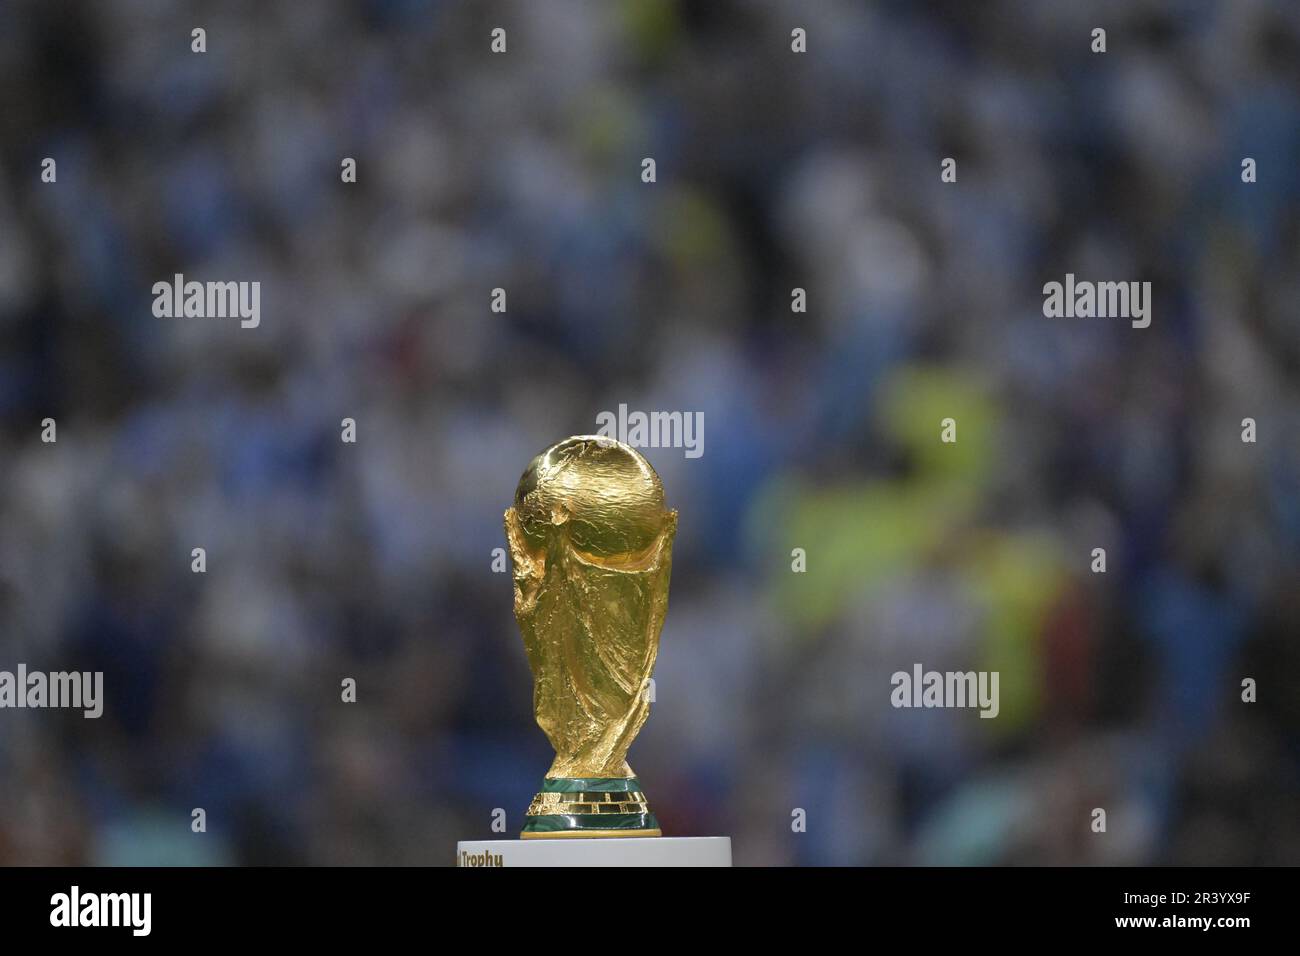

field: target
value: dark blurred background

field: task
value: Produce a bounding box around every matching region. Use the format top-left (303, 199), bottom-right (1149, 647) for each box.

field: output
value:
top-left (1, 0), bottom-right (1298, 865)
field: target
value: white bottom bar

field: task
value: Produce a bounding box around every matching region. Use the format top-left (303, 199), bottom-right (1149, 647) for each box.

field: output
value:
top-left (456, 836), bottom-right (731, 867)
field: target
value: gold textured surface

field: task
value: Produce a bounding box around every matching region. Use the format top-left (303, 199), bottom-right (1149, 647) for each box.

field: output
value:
top-left (504, 436), bottom-right (677, 780)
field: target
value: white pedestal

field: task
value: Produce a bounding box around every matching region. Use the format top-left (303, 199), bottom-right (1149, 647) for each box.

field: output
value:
top-left (456, 836), bottom-right (731, 867)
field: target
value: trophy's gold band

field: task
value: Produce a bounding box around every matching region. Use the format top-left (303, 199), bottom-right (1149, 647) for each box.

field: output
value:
top-left (525, 791), bottom-right (650, 816)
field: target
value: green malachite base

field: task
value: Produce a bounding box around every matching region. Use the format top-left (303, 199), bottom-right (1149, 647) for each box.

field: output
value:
top-left (522, 777), bottom-right (661, 838)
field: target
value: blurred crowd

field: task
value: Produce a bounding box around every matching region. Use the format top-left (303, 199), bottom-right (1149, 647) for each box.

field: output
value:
top-left (1, 0), bottom-right (1297, 865)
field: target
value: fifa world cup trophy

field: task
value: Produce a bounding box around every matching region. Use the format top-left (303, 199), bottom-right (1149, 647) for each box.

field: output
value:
top-left (504, 436), bottom-right (676, 838)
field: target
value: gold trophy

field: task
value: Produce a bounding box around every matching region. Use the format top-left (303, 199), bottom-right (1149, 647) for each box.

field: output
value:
top-left (504, 436), bottom-right (676, 838)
